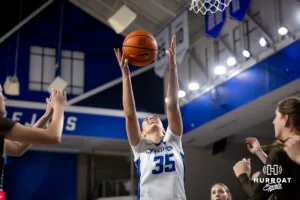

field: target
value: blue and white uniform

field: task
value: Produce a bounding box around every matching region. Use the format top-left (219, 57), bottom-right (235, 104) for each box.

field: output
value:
top-left (131, 127), bottom-right (186, 200)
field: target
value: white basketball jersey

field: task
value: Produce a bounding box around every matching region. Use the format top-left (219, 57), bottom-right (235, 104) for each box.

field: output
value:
top-left (131, 127), bottom-right (186, 200)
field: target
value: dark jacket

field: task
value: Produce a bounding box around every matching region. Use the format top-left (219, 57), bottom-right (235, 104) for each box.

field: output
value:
top-left (238, 148), bottom-right (300, 200)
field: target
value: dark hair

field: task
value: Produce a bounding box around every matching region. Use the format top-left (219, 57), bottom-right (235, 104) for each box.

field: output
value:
top-left (261, 139), bottom-right (284, 151)
top-left (262, 97), bottom-right (300, 151)
top-left (277, 97), bottom-right (300, 134)
top-left (211, 183), bottom-right (232, 200)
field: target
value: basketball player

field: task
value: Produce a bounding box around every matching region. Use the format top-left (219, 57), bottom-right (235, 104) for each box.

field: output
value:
top-left (4, 95), bottom-right (54, 156)
top-left (284, 136), bottom-right (300, 165)
top-left (114, 36), bottom-right (186, 200)
top-left (0, 86), bottom-right (66, 145)
top-left (233, 97), bottom-right (300, 199)
top-left (210, 183), bottom-right (232, 200)
top-left (0, 86), bottom-right (66, 194)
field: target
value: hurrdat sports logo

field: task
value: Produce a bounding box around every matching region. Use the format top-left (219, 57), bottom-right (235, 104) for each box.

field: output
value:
top-left (253, 165), bottom-right (291, 192)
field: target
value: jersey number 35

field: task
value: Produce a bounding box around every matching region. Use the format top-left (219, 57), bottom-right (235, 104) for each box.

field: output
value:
top-left (152, 153), bottom-right (176, 174)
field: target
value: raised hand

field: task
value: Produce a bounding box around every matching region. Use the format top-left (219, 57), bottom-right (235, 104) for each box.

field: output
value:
top-left (165, 36), bottom-right (176, 68)
top-left (49, 89), bottom-right (67, 108)
top-left (114, 48), bottom-right (130, 77)
top-left (246, 137), bottom-right (262, 154)
top-left (44, 95), bottom-right (54, 117)
top-left (233, 158), bottom-right (251, 178)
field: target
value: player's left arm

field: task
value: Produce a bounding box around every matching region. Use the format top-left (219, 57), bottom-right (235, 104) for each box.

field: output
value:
top-left (165, 36), bottom-right (183, 137)
top-left (5, 99), bottom-right (53, 156)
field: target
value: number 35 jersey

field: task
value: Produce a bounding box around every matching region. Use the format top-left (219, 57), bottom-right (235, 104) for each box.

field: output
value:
top-left (131, 127), bottom-right (186, 200)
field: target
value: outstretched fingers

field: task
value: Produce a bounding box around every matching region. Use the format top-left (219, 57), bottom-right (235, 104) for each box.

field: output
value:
top-left (121, 51), bottom-right (125, 66)
top-left (172, 36), bottom-right (176, 53)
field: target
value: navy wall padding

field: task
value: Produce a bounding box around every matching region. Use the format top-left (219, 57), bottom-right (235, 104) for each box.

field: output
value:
top-left (4, 151), bottom-right (77, 200)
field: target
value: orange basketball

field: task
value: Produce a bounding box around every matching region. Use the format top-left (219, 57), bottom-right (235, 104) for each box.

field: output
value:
top-left (122, 30), bottom-right (157, 67)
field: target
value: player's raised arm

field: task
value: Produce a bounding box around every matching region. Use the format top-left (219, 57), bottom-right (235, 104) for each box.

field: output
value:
top-left (114, 48), bottom-right (141, 146)
top-left (5, 89), bottom-right (66, 144)
top-left (165, 36), bottom-right (183, 136)
top-left (5, 95), bottom-right (54, 156)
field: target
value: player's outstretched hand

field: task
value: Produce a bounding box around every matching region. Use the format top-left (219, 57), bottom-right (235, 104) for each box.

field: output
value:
top-left (166, 36), bottom-right (176, 68)
top-left (50, 89), bottom-right (67, 108)
top-left (114, 48), bottom-right (130, 77)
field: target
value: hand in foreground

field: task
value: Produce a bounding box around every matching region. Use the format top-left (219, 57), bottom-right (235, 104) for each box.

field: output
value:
top-left (233, 158), bottom-right (251, 178)
top-left (49, 89), bottom-right (67, 108)
top-left (44, 95), bottom-right (54, 117)
top-left (246, 137), bottom-right (262, 154)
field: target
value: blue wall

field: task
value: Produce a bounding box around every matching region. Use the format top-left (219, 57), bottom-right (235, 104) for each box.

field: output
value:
top-left (4, 151), bottom-right (77, 200)
top-left (0, 0), bottom-right (126, 102)
top-left (0, 0), bottom-right (164, 113)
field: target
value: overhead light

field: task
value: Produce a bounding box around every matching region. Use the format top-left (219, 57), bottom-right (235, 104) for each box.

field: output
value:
top-left (165, 97), bottom-right (168, 103)
top-left (227, 57), bottom-right (237, 66)
top-left (48, 76), bottom-right (67, 93)
top-left (259, 38), bottom-right (267, 47)
top-left (188, 82), bottom-right (200, 91)
top-left (242, 50), bottom-right (251, 58)
top-left (278, 27), bottom-right (288, 35)
top-left (178, 90), bottom-right (186, 98)
top-left (214, 65), bottom-right (227, 75)
top-left (4, 76), bottom-right (20, 96)
top-left (108, 5), bottom-right (137, 34)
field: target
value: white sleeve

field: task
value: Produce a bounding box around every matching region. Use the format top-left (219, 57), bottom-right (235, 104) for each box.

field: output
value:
top-left (164, 127), bottom-right (183, 153)
top-left (130, 137), bottom-right (149, 161)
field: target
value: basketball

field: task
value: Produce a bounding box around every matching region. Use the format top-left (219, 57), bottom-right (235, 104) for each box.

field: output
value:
top-left (122, 30), bottom-right (157, 67)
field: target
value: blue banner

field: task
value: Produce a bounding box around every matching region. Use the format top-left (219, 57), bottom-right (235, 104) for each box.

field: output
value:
top-left (205, 6), bottom-right (226, 38)
top-left (229, 0), bottom-right (252, 21)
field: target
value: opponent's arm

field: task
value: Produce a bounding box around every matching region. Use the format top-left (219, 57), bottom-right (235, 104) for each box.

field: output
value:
top-left (6, 98), bottom-right (53, 156)
top-left (166, 36), bottom-right (183, 136)
top-left (114, 48), bottom-right (141, 146)
top-left (5, 89), bottom-right (66, 145)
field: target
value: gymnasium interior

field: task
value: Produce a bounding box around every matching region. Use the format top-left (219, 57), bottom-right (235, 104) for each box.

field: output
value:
top-left (1, 0), bottom-right (300, 199)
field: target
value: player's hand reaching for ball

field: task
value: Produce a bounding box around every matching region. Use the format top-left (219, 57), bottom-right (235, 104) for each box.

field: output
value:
top-left (49, 89), bottom-right (67, 109)
top-left (114, 48), bottom-right (130, 77)
top-left (166, 36), bottom-right (176, 68)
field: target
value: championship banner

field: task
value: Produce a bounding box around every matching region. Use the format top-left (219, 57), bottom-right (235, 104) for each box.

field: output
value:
top-left (229, 0), bottom-right (252, 21)
top-left (154, 27), bottom-right (170, 78)
top-left (205, 1), bottom-right (226, 39)
top-left (170, 10), bottom-right (189, 64)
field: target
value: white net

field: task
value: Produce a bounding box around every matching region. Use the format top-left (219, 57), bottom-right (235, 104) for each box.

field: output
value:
top-left (189, 0), bottom-right (232, 15)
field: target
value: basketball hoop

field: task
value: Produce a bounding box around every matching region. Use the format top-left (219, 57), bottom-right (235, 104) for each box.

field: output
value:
top-left (189, 0), bottom-right (232, 15)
